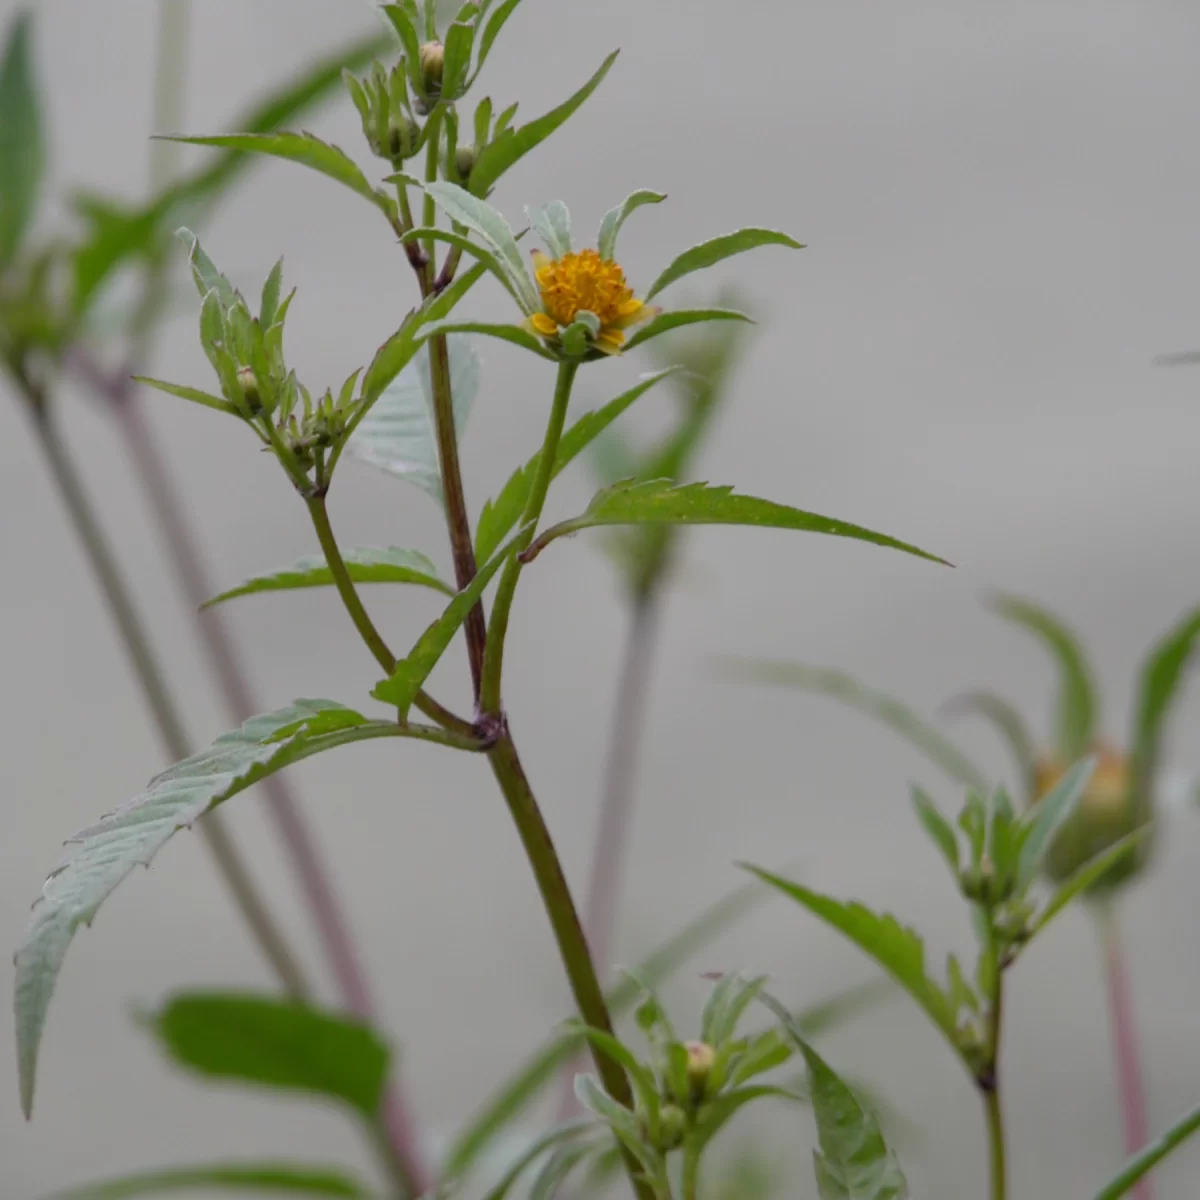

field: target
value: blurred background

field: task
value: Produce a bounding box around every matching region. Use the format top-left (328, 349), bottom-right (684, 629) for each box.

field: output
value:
top-left (4, 0), bottom-right (1200, 1195)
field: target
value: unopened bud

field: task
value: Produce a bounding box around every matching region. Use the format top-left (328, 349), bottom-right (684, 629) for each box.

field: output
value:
top-left (685, 1040), bottom-right (717, 1096)
top-left (656, 1103), bottom-right (686, 1151)
top-left (388, 114), bottom-right (420, 162)
top-left (236, 366), bottom-right (262, 414)
top-left (420, 42), bottom-right (445, 94)
top-left (454, 141), bottom-right (478, 181)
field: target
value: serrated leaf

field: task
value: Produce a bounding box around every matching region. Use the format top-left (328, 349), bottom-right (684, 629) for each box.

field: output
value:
top-left (469, 52), bottom-right (618, 198)
top-left (528, 199), bottom-right (572, 259)
top-left (475, 367), bottom-right (679, 562)
top-left (204, 547), bottom-right (452, 608)
top-left (645, 229), bottom-right (803, 302)
top-left (991, 594), bottom-right (1097, 762)
top-left (166, 132), bottom-right (397, 226)
top-left (133, 376), bottom-right (241, 418)
top-left (1093, 1102), bottom-right (1200, 1200)
top-left (15, 700), bottom-right (387, 1118)
top-left (148, 992), bottom-right (389, 1118)
top-left (1014, 756), bottom-right (1095, 894)
top-left (0, 9), bottom-right (44, 267)
top-left (522, 481), bottom-right (949, 568)
top-left (348, 335), bottom-right (480, 506)
top-left (472, 0), bottom-right (523, 82)
top-left (743, 867), bottom-right (957, 1045)
top-left (598, 190), bottom-right (666, 261)
top-left (1031, 829), bottom-right (1148, 941)
top-left (371, 526), bottom-right (529, 717)
top-left (942, 691), bottom-right (1038, 804)
top-left (721, 660), bottom-right (987, 792)
top-left (623, 307), bottom-right (753, 353)
top-left (45, 1162), bottom-right (372, 1199)
top-left (911, 787), bottom-right (960, 878)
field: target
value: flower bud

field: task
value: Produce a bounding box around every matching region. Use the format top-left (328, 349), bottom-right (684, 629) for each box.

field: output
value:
top-left (388, 114), bottom-right (421, 162)
top-left (656, 1103), bottom-right (687, 1151)
top-left (236, 366), bottom-right (262, 415)
top-left (420, 42), bottom-right (445, 95)
top-left (684, 1040), bottom-right (717, 1098)
top-left (454, 141), bottom-right (478, 181)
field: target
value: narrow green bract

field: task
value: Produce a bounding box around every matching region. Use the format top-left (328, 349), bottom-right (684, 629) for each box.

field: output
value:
top-left (0, 10), bottom-right (43, 266)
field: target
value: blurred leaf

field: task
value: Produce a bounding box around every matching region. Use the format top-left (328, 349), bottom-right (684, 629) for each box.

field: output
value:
top-left (469, 52), bottom-right (619, 198)
top-left (743, 867), bottom-right (957, 1047)
top-left (910, 787), bottom-right (960, 878)
top-left (623, 308), bottom-right (753, 353)
top-left (721, 660), bottom-right (987, 793)
top-left (475, 367), bottom-right (681, 562)
top-left (46, 1163), bottom-right (372, 1199)
top-left (597, 190), bottom-right (666, 261)
top-left (0, 9), bottom-right (44, 267)
top-left (480, 1120), bottom-right (595, 1200)
top-left (15, 701), bottom-right (384, 1119)
top-left (133, 376), bottom-right (240, 417)
top-left (692, 1084), bottom-right (803, 1154)
top-left (165, 132), bottom-right (397, 225)
top-left (942, 691), bottom-right (1037, 804)
top-left (521, 481), bottom-right (949, 567)
top-left (147, 993), bottom-right (388, 1118)
top-left (1014, 756), bottom-right (1095, 895)
top-left (991, 594), bottom-right (1097, 761)
top-left (528, 1142), bottom-right (594, 1200)
top-left (644, 230), bottom-right (803, 302)
top-left (472, 0), bottom-right (524, 82)
top-left (1031, 830), bottom-right (1148, 941)
top-left (760, 993), bottom-right (910, 1200)
top-left (204, 547), bottom-right (452, 608)
top-left (1093, 1102), bottom-right (1200, 1200)
top-left (1153, 351), bottom-right (1200, 366)
top-left (348, 336), bottom-right (479, 506)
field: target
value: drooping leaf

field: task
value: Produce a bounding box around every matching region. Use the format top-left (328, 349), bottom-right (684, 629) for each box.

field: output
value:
top-left (475, 368), bottom-right (680, 562)
top-left (759, 993), bottom-right (910, 1200)
top-left (1013, 756), bottom-right (1095, 895)
top-left (644, 229), bottom-right (803, 302)
top-left (133, 376), bottom-right (241, 418)
top-left (0, 9), bottom-right (44, 267)
top-left (521, 481), bottom-right (949, 567)
top-left (347, 336), bottom-right (480, 506)
top-left (623, 308), bottom-right (753, 353)
top-left (371, 526), bottom-right (529, 717)
top-left (941, 690), bottom-right (1038, 804)
top-left (14, 701), bottom-right (392, 1118)
top-left (416, 317), bottom-right (555, 361)
top-left (1092, 1102), bottom-right (1200, 1200)
top-left (721, 659), bottom-right (987, 792)
top-left (743, 867), bottom-right (957, 1046)
top-left (204, 547), bottom-right (452, 608)
top-left (597, 190), bottom-right (667, 261)
top-left (1031, 830), bottom-right (1148, 941)
top-left (46, 1163), bottom-right (372, 1199)
top-left (469, 52), bottom-right (619, 198)
top-left (147, 992), bottom-right (389, 1118)
top-left (991, 594), bottom-right (1098, 762)
top-left (164, 133), bottom-right (398, 226)
top-left (910, 787), bottom-right (960, 879)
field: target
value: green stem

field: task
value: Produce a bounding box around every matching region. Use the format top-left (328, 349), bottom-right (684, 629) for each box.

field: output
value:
top-left (985, 1087), bottom-right (1007, 1200)
top-left (481, 361), bottom-right (578, 713)
top-left (29, 402), bottom-right (309, 999)
top-left (981, 913), bottom-right (1007, 1200)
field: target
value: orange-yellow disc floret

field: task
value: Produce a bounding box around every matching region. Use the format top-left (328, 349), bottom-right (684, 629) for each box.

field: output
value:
top-left (529, 249), bottom-right (647, 348)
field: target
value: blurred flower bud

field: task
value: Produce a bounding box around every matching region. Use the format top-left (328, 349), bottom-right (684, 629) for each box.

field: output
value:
top-left (420, 42), bottom-right (445, 95)
top-left (685, 1040), bottom-right (717, 1099)
top-left (656, 1103), bottom-right (687, 1151)
top-left (389, 114), bottom-right (421, 162)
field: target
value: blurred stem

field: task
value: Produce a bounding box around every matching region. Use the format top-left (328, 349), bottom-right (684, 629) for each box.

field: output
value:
top-left (1098, 906), bottom-right (1154, 1200)
top-left (150, 0), bottom-right (190, 192)
top-left (982, 914), bottom-right (1007, 1200)
top-left (984, 1088), bottom-right (1007, 1200)
top-left (25, 397), bottom-right (309, 999)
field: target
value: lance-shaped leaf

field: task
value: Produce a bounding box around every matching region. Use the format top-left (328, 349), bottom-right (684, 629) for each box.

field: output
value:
top-left (14, 700), bottom-right (401, 1118)
top-left (644, 229), bottom-right (803, 302)
top-left (1030, 829), bottom-right (1147, 942)
top-left (743, 867), bottom-right (958, 1049)
top-left (204, 547), bottom-right (452, 608)
top-left (1093, 1102), bottom-right (1200, 1200)
top-left (1013, 755), bottom-right (1095, 895)
top-left (147, 992), bottom-right (389, 1118)
top-left (598, 190), bottom-right (667, 261)
top-left (476, 368), bottom-right (681, 562)
top-left (416, 317), bottom-right (555, 361)
top-left (442, 18), bottom-right (476, 98)
top-left (481, 1121), bottom-right (596, 1200)
top-left (527, 200), bottom-right (572, 259)
top-left (347, 335), bottom-right (480, 506)
top-left (471, 0), bottom-right (524, 84)
top-left (941, 690), bottom-right (1037, 803)
top-left (721, 659), bottom-right (987, 793)
top-left (398, 227), bottom-right (524, 308)
top-left (911, 787), bottom-right (961, 878)
top-left (759, 993), bottom-right (910, 1200)
top-left (164, 132), bottom-right (398, 226)
top-left (470, 52), bottom-right (619, 198)
top-left (990, 594), bottom-right (1097, 761)
top-left (46, 1162), bottom-right (373, 1199)
top-left (1130, 604), bottom-right (1200, 819)
top-left (623, 308), bottom-right (753, 353)
top-left (133, 377), bottom-right (241, 418)
top-left (0, 10), bottom-right (44, 267)
top-left (521, 481), bottom-right (949, 567)
top-left (372, 526), bottom-right (530, 717)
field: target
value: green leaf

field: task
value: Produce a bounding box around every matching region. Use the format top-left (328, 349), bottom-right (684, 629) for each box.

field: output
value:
top-left (372, 526), bottom-right (530, 717)
top-left (759, 993), bottom-right (910, 1200)
top-left (991, 594), bottom-right (1098, 761)
top-left (147, 992), bottom-right (389, 1118)
top-left (260, 258), bottom-right (284, 326)
top-left (475, 367), bottom-right (680, 562)
top-left (442, 19), bottom-right (476, 98)
top-left (177, 227), bottom-right (237, 308)
top-left (623, 308), bottom-right (753, 353)
top-left (422, 181), bottom-right (537, 310)
top-left (205, 547), bottom-right (452, 608)
top-left (720, 659), bottom-right (987, 793)
top-left (165, 133), bottom-right (397, 226)
top-left (645, 229), bottom-right (803, 302)
top-left (472, 0), bottom-right (523, 82)
top-left (133, 376), bottom-right (241, 418)
top-left (743, 866), bottom-right (957, 1045)
top-left (480, 1121), bottom-right (595, 1200)
top-left (14, 700), bottom-right (393, 1119)
top-left (0, 9), bottom-right (43, 266)
top-left (1031, 829), bottom-right (1148, 941)
top-left (527, 200), bottom-right (572, 259)
top-left (598, 190), bottom-right (666, 261)
top-left (416, 317), bottom-right (556, 360)
top-left (469, 51), bottom-right (619, 198)
top-left (46, 1163), bottom-right (373, 1199)
top-left (1093, 1102), bottom-right (1200, 1200)
top-left (910, 787), bottom-right (960, 878)
top-left (1014, 756), bottom-right (1095, 894)
top-left (380, 6), bottom-right (422, 92)
top-left (348, 335), bottom-right (480, 506)
top-left (523, 480), bottom-right (949, 567)
top-left (1130, 605), bottom-right (1200, 819)
top-left (942, 691), bottom-right (1038, 804)
top-left (397, 226), bottom-right (525, 309)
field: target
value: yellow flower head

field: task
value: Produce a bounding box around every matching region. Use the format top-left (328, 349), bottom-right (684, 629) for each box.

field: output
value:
top-left (528, 248), bottom-right (655, 354)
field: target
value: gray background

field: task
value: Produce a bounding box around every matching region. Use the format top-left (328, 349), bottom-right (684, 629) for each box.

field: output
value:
top-left (3, 0), bottom-right (1200, 1195)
